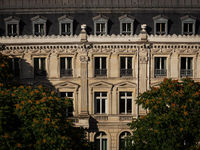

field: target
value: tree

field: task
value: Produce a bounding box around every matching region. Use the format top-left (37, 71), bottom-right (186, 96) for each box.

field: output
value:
top-left (0, 54), bottom-right (93, 150)
top-left (125, 78), bottom-right (200, 150)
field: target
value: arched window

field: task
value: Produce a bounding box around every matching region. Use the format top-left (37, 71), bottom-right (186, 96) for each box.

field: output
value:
top-left (119, 131), bottom-right (131, 150)
top-left (95, 132), bottom-right (108, 150)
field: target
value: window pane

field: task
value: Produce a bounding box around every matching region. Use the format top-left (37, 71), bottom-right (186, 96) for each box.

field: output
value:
top-left (189, 23), bottom-right (193, 32)
top-left (61, 24), bottom-right (65, 32)
top-left (120, 92), bottom-right (125, 96)
top-left (60, 92), bottom-right (66, 98)
top-left (161, 57), bottom-right (166, 69)
top-left (127, 99), bottom-right (132, 113)
top-left (128, 57), bottom-right (132, 69)
top-left (127, 23), bottom-right (131, 31)
top-left (8, 24), bottom-right (12, 33)
top-left (35, 24), bottom-right (39, 33)
top-left (127, 92), bottom-right (132, 96)
top-left (67, 57), bottom-right (72, 69)
top-left (34, 58), bottom-right (39, 70)
top-left (102, 99), bottom-right (106, 113)
top-left (155, 57), bottom-right (160, 69)
top-left (102, 92), bottom-right (107, 97)
top-left (101, 23), bottom-right (105, 32)
top-left (13, 24), bottom-right (17, 33)
top-left (40, 24), bottom-right (44, 34)
top-left (97, 23), bottom-right (100, 32)
top-left (68, 92), bottom-right (73, 97)
top-left (122, 23), bottom-right (126, 31)
top-left (161, 23), bottom-right (165, 32)
top-left (67, 23), bottom-right (71, 32)
top-left (102, 57), bottom-right (106, 69)
top-left (95, 57), bottom-right (100, 69)
top-left (181, 57), bottom-right (186, 69)
top-left (60, 58), bottom-right (65, 69)
top-left (102, 139), bottom-right (107, 150)
top-left (95, 92), bottom-right (100, 97)
top-left (120, 99), bottom-right (125, 113)
top-left (184, 24), bottom-right (188, 32)
top-left (97, 99), bottom-right (100, 113)
top-left (41, 58), bottom-right (45, 70)
top-left (188, 57), bottom-right (193, 69)
top-left (156, 23), bottom-right (160, 32)
top-left (121, 57), bottom-right (125, 69)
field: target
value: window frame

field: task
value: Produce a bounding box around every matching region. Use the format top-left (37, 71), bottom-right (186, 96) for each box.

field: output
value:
top-left (153, 15), bottom-right (169, 35)
top-left (94, 132), bottom-right (108, 150)
top-left (33, 57), bottom-right (47, 77)
top-left (93, 15), bottom-right (109, 35)
top-left (180, 57), bottom-right (193, 77)
top-left (120, 57), bottom-right (133, 76)
top-left (9, 58), bottom-right (20, 77)
top-left (94, 92), bottom-right (108, 114)
top-left (60, 92), bottom-right (74, 117)
top-left (60, 57), bottom-right (73, 77)
top-left (119, 14), bottom-right (135, 35)
top-left (4, 16), bottom-right (20, 36)
top-left (119, 131), bottom-right (131, 150)
top-left (181, 15), bottom-right (196, 35)
top-left (31, 15), bottom-right (47, 36)
top-left (58, 15), bottom-right (74, 36)
top-left (119, 92), bottom-right (133, 114)
top-left (154, 57), bottom-right (167, 77)
top-left (94, 57), bottom-right (107, 77)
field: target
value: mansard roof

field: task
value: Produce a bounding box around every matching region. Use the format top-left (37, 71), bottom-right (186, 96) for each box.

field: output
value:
top-left (4, 16), bottom-right (20, 22)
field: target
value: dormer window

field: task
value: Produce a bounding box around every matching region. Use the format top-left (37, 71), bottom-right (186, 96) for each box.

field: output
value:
top-left (153, 15), bottom-right (169, 35)
top-left (31, 15), bottom-right (47, 36)
top-left (4, 16), bottom-right (20, 36)
top-left (93, 15), bottom-right (109, 35)
top-left (181, 15), bottom-right (196, 35)
top-left (58, 15), bottom-right (74, 36)
top-left (119, 14), bottom-right (135, 35)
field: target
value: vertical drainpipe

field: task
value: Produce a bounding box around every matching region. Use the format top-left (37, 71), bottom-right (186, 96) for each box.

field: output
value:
top-left (136, 46), bottom-right (139, 119)
top-left (148, 47), bottom-right (151, 91)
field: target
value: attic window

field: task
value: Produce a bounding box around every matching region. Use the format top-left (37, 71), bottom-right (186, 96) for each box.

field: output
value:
top-left (180, 15), bottom-right (196, 36)
top-left (31, 15), bottom-right (47, 36)
top-left (58, 15), bottom-right (74, 36)
top-left (93, 15), bottom-right (109, 35)
top-left (4, 16), bottom-right (20, 36)
top-left (119, 14), bottom-right (135, 35)
top-left (153, 15), bottom-right (169, 35)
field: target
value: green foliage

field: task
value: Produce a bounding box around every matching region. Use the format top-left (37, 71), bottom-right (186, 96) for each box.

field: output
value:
top-left (0, 54), bottom-right (13, 82)
top-left (125, 78), bottom-right (200, 150)
top-left (0, 84), bottom-right (93, 150)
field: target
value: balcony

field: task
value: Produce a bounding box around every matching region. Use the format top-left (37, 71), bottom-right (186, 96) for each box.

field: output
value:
top-left (34, 69), bottom-right (46, 77)
top-left (180, 69), bottom-right (193, 77)
top-left (60, 69), bottom-right (73, 77)
top-left (154, 69), bottom-right (167, 77)
top-left (95, 69), bottom-right (107, 76)
top-left (120, 69), bottom-right (132, 76)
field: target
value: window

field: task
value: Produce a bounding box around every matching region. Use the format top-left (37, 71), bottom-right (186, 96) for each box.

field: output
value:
top-left (93, 15), bottom-right (109, 35)
top-left (153, 15), bottom-right (169, 35)
top-left (58, 15), bottom-right (74, 36)
top-left (119, 14), bottom-right (135, 35)
top-left (95, 57), bottom-right (107, 76)
top-left (154, 57), bottom-right (167, 77)
top-left (95, 132), bottom-right (107, 150)
top-left (181, 15), bottom-right (196, 35)
top-left (95, 92), bottom-right (107, 114)
top-left (119, 131), bottom-right (131, 150)
top-left (4, 16), bottom-right (20, 36)
top-left (31, 15), bottom-right (47, 36)
top-left (180, 57), bottom-right (193, 77)
top-left (60, 57), bottom-right (73, 77)
top-left (60, 92), bottom-right (73, 117)
top-left (34, 58), bottom-right (46, 77)
top-left (120, 57), bottom-right (132, 76)
top-left (9, 58), bottom-right (20, 77)
top-left (119, 92), bottom-right (132, 114)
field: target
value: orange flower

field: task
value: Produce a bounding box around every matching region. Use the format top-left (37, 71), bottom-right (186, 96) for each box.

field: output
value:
top-left (35, 90), bottom-right (39, 93)
top-left (55, 97), bottom-right (59, 101)
top-left (189, 99), bottom-right (193, 102)
top-left (17, 143), bottom-right (22, 147)
top-left (15, 104), bottom-right (19, 109)
top-left (1, 91), bottom-right (4, 94)
top-left (19, 85), bottom-right (24, 89)
top-left (44, 118), bottom-right (50, 122)
top-left (181, 105), bottom-right (186, 109)
top-left (171, 103), bottom-right (176, 107)
top-left (21, 101), bottom-right (25, 105)
top-left (38, 85), bottom-right (43, 89)
top-left (12, 94), bottom-right (16, 96)
top-left (140, 116), bottom-right (145, 119)
top-left (36, 100), bottom-right (39, 104)
top-left (19, 106), bottom-right (22, 109)
top-left (163, 93), bottom-right (167, 96)
top-left (184, 111), bottom-right (188, 116)
top-left (28, 100), bottom-right (32, 103)
top-left (180, 90), bottom-right (184, 93)
top-left (0, 83), bottom-right (3, 87)
top-left (180, 128), bottom-right (184, 131)
top-left (4, 134), bottom-right (9, 138)
top-left (153, 105), bottom-right (158, 109)
top-left (1, 64), bottom-right (5, 67)
top-left (27, 86), bottom-right (32, 89)
top-left (21, 111), bottom-right (25, 115)
top-left (48, 96), bottom-right (53, 100)
top-left (43, 139), bottom-right (47, 143)
top-left (51, 91), bottom-right (54, 94)
top-left (145, 99), bottom-right (149, 105)
top-left (64, 101), bottom-right (68, 104)
top-left (30, 91), bottom-right (34, 96)
top-left (42, 92), bottom-right (46, 96)
top-left (55, 125), bottom-right (58, 128)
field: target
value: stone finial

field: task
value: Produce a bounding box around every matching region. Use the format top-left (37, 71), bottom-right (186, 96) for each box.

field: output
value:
top-left (141, 24), bottom-right (147, 32)
top-left (80, 24), bottom-right (87, 42)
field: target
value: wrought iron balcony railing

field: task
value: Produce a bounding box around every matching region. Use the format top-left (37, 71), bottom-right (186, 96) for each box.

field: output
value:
top-left (120, 69), bottom-right (133, 76)
top-left (180, 69), bottom-right (193, 77)
top-left (60, 69), bottom-right (73, 77)
top-left (154, 69), bottom-right (167, 77)
top-left (95, 69), bottom-right (107, 76)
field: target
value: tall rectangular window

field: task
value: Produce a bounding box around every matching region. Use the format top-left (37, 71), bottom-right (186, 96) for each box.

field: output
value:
top-left (95, 57), bottom-right (107, 76)
top-left (61, 23), bottom-right (71, 35)
top-left (95, 92), bottom-right (107, 114)
top-left (96, 23), bottom-right (106, 35)
top-left (120, 57), bottom-right (132, 76)
top-left (122, 23), bottom-right (131, 35)
top-left (154, 57), bottom-right (167, 77)
top-left (34, 58), bottom-right (46, 76)
top-left (184, 23), bottom-right (193, 35)
top-left (119, 92), bottom-right (132, 114)
top-left (9, 58), bottom-right (20, 77)
top-left (34, 24), bottom-right (44, 36)
top-left (181, 57), bottom-right (193, 77)
top-left (60, 57), bottom-right (73, 77)
top-left (156, 23), bottom-right (166, 35)
top-left (60, 92), bottom-right (73, 117)
top-left (8, 24), bottom-right (17, 36)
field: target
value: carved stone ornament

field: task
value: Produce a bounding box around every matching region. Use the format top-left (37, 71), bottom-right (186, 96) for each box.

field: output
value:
top-left (139, 56), bottom-right (148, 63)
top-left (80, 56), bottom-right (89, 62)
